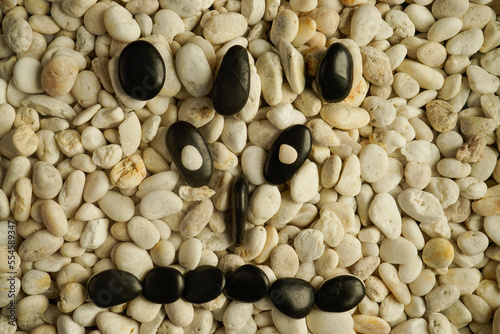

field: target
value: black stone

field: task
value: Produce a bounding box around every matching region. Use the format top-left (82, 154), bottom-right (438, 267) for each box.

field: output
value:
top-left (87, 269), bottom-right (142, 308)
top-left (118, 40), bottom-right (165, 101)
top-left (142, 267), bottom-right (184, 304)
top-left (231, 174), bottom-right (249, 247)
top-left (263, 124), bottom-right (312, 185)
top-left (316, 275), bottom-right (365, 312)
top-left (315, 42), bottom-right (354, 103)
top-left (269, 278), bottom-right (315, 319)
top-left (212, 45), bottom-right (250, 116)
top-left (182, 265), bottom-right (225, 304)
top-left (225, 265), bottom-right (270, 302)
top-left (166, 121), bottom-right (213, 188)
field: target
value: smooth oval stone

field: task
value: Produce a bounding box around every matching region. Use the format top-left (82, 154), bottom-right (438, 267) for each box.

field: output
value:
top-left (142, 267), bottom-right (184, 304)
top-left (166, 121), bottom-right (213, 188)
top-left (315, 42), bottom-right (354, 103)
top-left (225, 264), bottom-right (270, 302)
top-left (87, 269), bottom-right (142, 308)
top-left (263, 125), bottom-right (312, 185)
top-left (269, 277), bottom-right (315, 319)
top-left (316, 275), bottom-right (365, 312)
top-left (118, 40), bottom-right (165, 101)
top-left (212, 45), bottom-right (250, 116)
top-left (231, 174), bottom-right (249, 247)
top-left (182, 265), bottom-right (225, 304)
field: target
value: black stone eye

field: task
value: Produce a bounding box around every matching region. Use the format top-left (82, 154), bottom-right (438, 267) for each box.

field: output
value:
top-left (212, 45), bottom-right (250, 116)
top-left (315, 42), bottom-right (354, 103)
top-left (263, 124), bottom-right (312, 185)
top-left (165, 121), bottom-right (213, 188)
top-left (118, 40), bottom-right (166, 101)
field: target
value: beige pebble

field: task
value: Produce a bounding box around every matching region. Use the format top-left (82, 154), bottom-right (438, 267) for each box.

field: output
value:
top-left (321, 103), bottom-right (370, 130)
top-left (55, 129), bottom-right (85, 158)
top-left (462, 294), bottom-right (492, 324)
top-left (109, 155), bottom-right (147, 189)
top-left (396, 59), bottom-right (444, 90)
top-left (398, 188), bottom-right (445, 224)
top-left (269, 9), bottom-right (299, 47)
top-left (437, 158), bottom-right (471, 179)
top-left (204, 12), bottom-right (248, 45)
top-left (422, 237), bottom-right (454, 269)
top-left (425, 100), bottom-right (457, 133)
top-left (270, 244), bottom-right (299, 279)
top-left (416, 41), bottom-right (447, 68)
top-left (409, 269), bottom-right (436, 296)
top-left (0, 124), bottom-right (38, 159)
top-left (360, 46), bottom-right (393, 88)
top-left (446, 28), bottom-right (484, 57)
top-left (19, 229), bottom-right (64, 262)
top-left (41, 55), bottom-right (79, 98)
top-left (425, 284), bottom-right (461, 312)
top-left (180, 198), bottom-right (213, 239)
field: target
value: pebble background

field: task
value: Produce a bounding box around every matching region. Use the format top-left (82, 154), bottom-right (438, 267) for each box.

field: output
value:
top-left (0, 0), bottom-right (500, 334)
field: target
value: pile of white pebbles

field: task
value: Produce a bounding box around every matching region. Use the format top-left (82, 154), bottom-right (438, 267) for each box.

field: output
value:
top-left (0, 0), bottom-right (500, 333)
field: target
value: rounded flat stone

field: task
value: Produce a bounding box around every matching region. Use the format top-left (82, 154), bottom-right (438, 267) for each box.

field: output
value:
top-left (166, 121), bottom-right (213, 188)
top-left (118, 40), bottom-right (165, 101)
top-left (87, 269), bottom-right (142, 308)
top-left (225, 264), bottom-right (270, 302)
top-left (231, 174), bottom-right (249, 247)
top-left (316, 275), bottom-right (365, 312)
top-left (212, 45), bottom-right (250, 116)
top-left (263, 125), bottom-right (312, 185)
top-left (182, 265), bottom-right (225, 304)
top-left (142, 267), bottom-right (184, 304)
top-left (316, 42), bottom-right (354, 103)
top-left (269, 277), bottom-right (315, 319)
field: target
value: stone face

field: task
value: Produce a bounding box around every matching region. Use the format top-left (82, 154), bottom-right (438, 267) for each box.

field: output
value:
top-left (87, 269), bottom-right (142, 308)
top-left (316, 42), bottom-right (354, 103)
top-left (225, 265), bottom-right (270, 303)
top-left (165, 121), bottom-right (213, 188)
top-left (264, 125), bottom-right (312, 185)
top-left (269, 277), bottom-right (315, 319)
top-left (212, 45), bottom-right (250, 116)
top-left (316, 275), bottom-right (365, 312)
top-left (231, 174), bottom-right (249, 247)
top-left (182, 265), bottom-right (225, 304)
top-left (142, 267), bottom-right (184, 304)
top-left (118, 40), bottom-right (165, 101)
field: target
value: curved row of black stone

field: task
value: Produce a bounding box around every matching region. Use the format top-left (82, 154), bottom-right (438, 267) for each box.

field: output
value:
top-left (87, 265), bottom-right (365, 319)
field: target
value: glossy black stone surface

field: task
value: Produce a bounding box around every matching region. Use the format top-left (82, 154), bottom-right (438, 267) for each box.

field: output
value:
top-left (142, 267), bottom-right (184, 304)
top-left (212, 45), bottom-right (250, 116)
top-left (231, 174), bottom-right (249, 247)
top-left (316, 275), bottom-right (365, 312)
top-left (315, 42), bottom-right (353, 103)
top-left (87, 269), bottom-right (142, 308)
top-left (263, 124), bottom-right (312, 185)
top-left (166, 121), bottom-right (213, 188)
top-left (118, 40), bottom-right (165, 101)
top-left (182, 265), bottom-right (225, 304)
top-left (269, 277), bottom-right (315, 319)
top-left (225, 265), bottom-right (270, 302)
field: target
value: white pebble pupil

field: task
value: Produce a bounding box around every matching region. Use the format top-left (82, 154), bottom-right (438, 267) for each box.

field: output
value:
top-left (279, 144), bottom-right (298, 165)
top-left (181, 145), bottom-right (203, 171)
